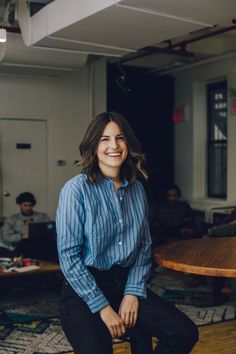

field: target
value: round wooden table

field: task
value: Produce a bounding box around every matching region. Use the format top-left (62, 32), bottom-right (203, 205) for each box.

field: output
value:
top-left (154, 237), bottom-right (236, 278)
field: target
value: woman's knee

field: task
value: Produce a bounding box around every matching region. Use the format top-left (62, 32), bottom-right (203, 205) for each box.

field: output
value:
top-left (174, 317), bottom-right (199, 348)
top-left (188, 321), bottom-right (199, 345)
top-left (138, 290), bottom-right (199, 350)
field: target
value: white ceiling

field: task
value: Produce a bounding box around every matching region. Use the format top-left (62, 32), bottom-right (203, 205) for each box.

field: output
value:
top-left (0, 0), bottom-right (236, 75)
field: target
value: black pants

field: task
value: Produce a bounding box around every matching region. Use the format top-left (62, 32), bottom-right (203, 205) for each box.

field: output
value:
top-left (59, 266), bottom-right (198, 354)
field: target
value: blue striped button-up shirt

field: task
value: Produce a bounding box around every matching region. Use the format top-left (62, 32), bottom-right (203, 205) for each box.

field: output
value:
top-left (56, 173), bottom-right (152, 313)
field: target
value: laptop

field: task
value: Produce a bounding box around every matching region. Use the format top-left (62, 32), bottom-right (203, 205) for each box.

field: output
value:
top-left (26, 221), bottom-right (58, 261)
top-left (158, 208), bottom-right (187, 228)
top-left (28, 221), bottom-right (56, 241)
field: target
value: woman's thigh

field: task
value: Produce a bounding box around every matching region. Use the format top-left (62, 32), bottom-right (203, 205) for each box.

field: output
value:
top-left (137, 289), bottom-right (198, 353)
top-left (59, 281), bottom-right (113, 354)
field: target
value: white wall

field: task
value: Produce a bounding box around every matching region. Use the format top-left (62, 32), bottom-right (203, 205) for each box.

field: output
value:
top-left (0, 58), bottom-right (107, 218)
top-left (91, 58), bottom-right (107, 117)
top-left (173, 55), bottom-right (236, 210)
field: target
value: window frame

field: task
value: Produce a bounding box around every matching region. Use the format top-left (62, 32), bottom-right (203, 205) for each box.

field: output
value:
top-left (206, 80), bottom-right (227, 199)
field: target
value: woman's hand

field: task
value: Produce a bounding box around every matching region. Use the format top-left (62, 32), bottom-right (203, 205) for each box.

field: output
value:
top-left (99, 305), bottom-right (126, 339)
top-left (118, 295), bottom-right (139, 329)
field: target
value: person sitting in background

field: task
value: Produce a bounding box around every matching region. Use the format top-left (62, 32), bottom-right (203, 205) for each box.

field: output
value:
top-left (0, 192), bottom-right (50, 258)
top-left (151, 184), bottom-right (198, 245)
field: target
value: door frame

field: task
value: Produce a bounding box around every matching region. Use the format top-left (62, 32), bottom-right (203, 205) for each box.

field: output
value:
top-left (0, 117), bottom-right (48, 217)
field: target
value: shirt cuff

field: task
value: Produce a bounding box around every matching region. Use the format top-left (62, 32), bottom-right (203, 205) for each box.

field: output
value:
top-left (87, 293), bottom-right (109, 314)
top-left (124, 284), bottom-right (147, 299)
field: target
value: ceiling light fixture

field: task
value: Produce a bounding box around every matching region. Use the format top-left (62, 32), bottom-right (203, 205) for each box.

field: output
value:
top-left (0, 0), bottom-right (6, 43)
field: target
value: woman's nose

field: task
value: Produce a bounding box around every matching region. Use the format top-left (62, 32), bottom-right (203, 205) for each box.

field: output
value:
top-left (110, 138), bottom-right (118, 148)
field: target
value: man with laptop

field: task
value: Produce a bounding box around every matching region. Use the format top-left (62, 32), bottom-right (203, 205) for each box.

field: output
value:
top-left (152, 184), bottom-right (197, 245)
top-left (0, 192), bottom-right (57, 261)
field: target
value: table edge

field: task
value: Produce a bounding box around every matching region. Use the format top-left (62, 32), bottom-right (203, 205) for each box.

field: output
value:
top-left (155, 255), bottom-right (236, 277)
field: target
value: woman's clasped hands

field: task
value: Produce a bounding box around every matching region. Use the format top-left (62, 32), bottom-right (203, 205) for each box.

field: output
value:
top-left (99, 294), bottom-right (138, 339)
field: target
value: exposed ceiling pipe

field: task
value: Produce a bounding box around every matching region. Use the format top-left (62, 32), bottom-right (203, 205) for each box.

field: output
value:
top-left (120, 22), bottom-right (236, 64)
top-left (120, 46), bottom-right (194, 64)
top-left (172, 22), bottom-right (236, 48)
top-left (157, 48), bottom-right (236, 75)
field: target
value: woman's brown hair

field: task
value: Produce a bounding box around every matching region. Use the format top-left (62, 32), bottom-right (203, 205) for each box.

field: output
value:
top-left (78, 111), bottom-right (148, 183)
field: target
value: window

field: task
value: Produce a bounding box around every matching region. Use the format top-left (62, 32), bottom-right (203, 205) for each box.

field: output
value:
top-left (207, 81), bottom-right (227, 198)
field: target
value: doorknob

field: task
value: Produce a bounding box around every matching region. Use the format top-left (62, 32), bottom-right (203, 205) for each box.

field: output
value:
top-left (3, 191), bottom-right (10, 197)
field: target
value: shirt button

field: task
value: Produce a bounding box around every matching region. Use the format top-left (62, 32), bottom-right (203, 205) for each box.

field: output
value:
top-left (119, 219), bottom-right (122, 223)
top-left (118, 241), bottom-right (122, 245)
top-left (120, 196), bottom-right (123, 200)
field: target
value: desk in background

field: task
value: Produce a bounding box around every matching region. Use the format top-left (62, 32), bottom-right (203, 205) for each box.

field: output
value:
top-left (0, 261), bottom-right (60, 278)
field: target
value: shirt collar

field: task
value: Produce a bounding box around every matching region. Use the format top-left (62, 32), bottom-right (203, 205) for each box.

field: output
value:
top-left (102, 177), bottom-right (129, 188)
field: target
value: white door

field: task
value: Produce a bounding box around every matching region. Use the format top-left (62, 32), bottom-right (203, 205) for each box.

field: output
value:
top-left (0, 119), bottom-right (47, 217)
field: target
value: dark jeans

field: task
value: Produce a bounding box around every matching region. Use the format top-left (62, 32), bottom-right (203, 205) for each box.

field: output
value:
top-left (59, 266), bottom-right (198, 354)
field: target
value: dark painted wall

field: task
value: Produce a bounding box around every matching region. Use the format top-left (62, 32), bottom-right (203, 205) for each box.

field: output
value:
top-left (107, 64), bottom-right (174, 203)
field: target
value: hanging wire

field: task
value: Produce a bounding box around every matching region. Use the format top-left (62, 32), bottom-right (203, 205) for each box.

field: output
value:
top-left (116, 62), bottom-right (131, 96)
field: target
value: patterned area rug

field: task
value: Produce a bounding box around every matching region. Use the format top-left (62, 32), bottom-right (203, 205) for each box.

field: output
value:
top-left (0, 314), bottom-right (72, 354)
top-left (0, 286), bottom-right (73, 354)
top-left (148, 266), bottom-right (236, 326)
top-left (0, 269), bottom-right (236, 353)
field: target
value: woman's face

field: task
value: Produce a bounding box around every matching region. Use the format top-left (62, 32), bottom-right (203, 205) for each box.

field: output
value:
top-left (96, 121), bottom-right (128, 176)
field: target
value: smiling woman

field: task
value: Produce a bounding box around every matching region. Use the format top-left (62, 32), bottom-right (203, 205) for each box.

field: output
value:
top-left (96, 121), bottom-right (128, 189)
top-left (77, 111), bottom-right (148, 185)
top-left (56, 111), bottom-right (198, 354)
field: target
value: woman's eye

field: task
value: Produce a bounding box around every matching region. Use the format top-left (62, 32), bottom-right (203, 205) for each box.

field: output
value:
top-left (101, 138), bottom-right (109, 142)
top-left (117, 136), bottom-right (125, 140)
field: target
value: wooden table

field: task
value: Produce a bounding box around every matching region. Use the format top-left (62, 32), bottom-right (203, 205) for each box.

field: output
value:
top-left (154, 237), bottom-right (236, 278)
top-left (0, 261), bottom-right (60, 278)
